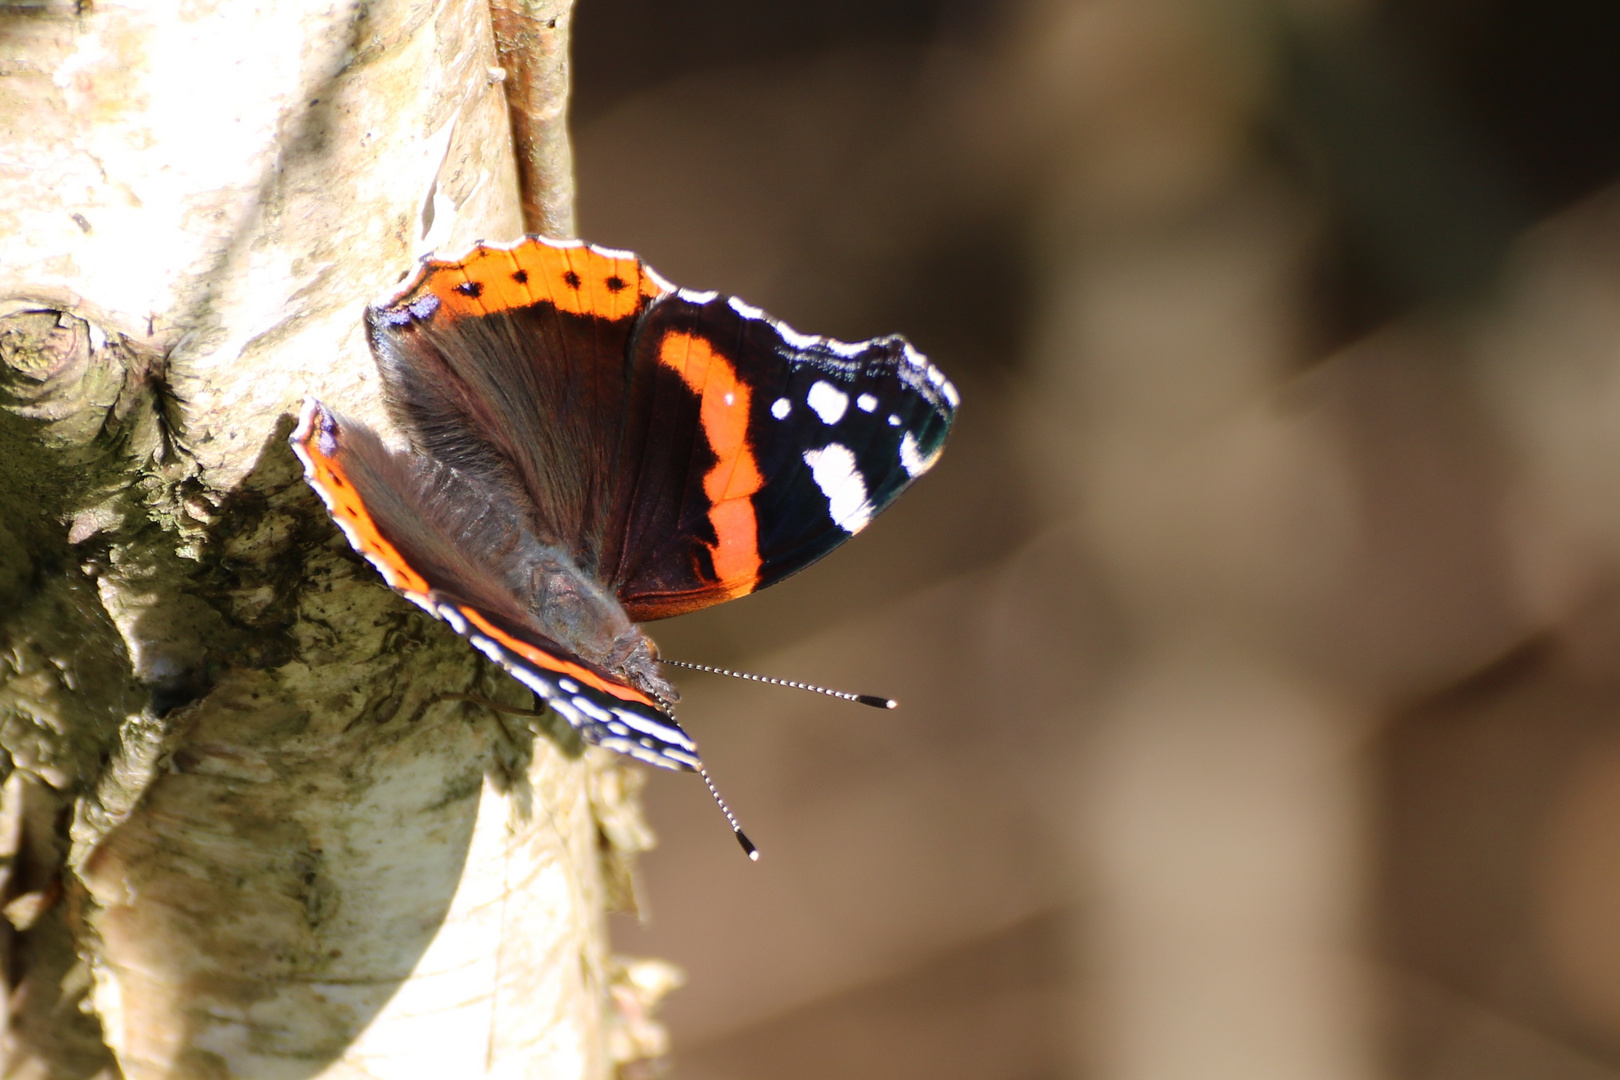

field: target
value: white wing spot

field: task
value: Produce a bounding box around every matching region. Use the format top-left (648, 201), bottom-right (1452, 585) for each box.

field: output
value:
top-left (900, 431), bottom-right (937, 477)
top-left (558, 678), bottom-right (579, 693)
top-left (807, 381), bottom-right (849, 424)
top-left (572, 696), bottom-right (614, 724)
top-left (887, 414), bottom-right (902, 426)
top-left (771, 397), bottom-right (792, 419)
top-left (468, 635), bottom-right (503, 666)
top-left (857, 393), bottom-right (877, 412)
top-left (613, 708), bottom-right (691, 747)
top-left (509, 664), bottom-right (557, 702)
top-left (803, 443), bottom-right (874, 533)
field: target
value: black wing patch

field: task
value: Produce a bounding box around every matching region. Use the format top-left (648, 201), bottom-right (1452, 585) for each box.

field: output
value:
top-left (604, 291), bottom-right (958, 620)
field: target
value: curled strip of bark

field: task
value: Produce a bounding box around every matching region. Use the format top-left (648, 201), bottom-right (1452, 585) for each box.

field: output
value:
top-left (605, 955), bottom-right (684, 1069)
top-left (490, 0), bottom-right (579, 237)
top-left (589, 749), bottom-right (659, 916)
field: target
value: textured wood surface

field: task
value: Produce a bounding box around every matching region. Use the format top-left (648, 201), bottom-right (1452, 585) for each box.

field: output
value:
top-left (0, 2), bottom-right (659, 1075)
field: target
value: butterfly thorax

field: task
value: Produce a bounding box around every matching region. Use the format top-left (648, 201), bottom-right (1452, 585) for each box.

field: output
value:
top-left (515, 545), bottom-right (678, 707)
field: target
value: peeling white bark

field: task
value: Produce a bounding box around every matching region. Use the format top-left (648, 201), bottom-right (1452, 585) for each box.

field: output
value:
top-left (0, 1), bottom-right (663, 1075)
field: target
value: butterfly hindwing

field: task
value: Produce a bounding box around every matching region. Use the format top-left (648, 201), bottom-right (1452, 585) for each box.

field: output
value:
top-left (290, 400), bottom-right (700, 772)
top-left (430, 596), bottom-right (700, 771)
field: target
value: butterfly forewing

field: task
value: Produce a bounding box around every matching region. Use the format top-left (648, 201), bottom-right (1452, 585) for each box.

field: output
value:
top-left (606, 291), bottom-right (958, 619)
top-left (366, 240), bottom-right (667, 572)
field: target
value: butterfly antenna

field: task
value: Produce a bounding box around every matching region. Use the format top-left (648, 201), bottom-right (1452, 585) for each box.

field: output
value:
top-left (698, 765), bottom-right (758, 861)
top-left (664, 659), bottom-right (896, 710)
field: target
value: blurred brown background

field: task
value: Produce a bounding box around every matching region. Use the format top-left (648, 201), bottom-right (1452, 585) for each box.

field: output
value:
top-left (570, 1), bottom-right (1620, 1077)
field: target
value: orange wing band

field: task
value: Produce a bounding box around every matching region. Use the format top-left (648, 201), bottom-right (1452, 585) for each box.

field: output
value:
top-left (456, 606), bottom-right (659, 708)
top-left (656, 331), bottom-right (763, 597)
top-left (293, 414), bottom-right (432, 597)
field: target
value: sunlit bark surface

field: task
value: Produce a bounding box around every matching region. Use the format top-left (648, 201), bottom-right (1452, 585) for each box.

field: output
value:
top-left (0, 2), bottom-right (663, 1076)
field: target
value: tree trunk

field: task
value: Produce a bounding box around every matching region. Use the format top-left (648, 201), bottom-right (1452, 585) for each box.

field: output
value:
top-left (0, 1), bottom-right (668, 1075)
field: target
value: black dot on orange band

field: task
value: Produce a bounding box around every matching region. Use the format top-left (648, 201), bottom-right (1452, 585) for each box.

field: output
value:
top-left (606, 275), bottom-right (627, 292)
top-left (563, 270), bottom-right (582, 289)
top-left (512, 269), bottom-right (528, 284)
top-left (454, 280), bottom-right (483, 297)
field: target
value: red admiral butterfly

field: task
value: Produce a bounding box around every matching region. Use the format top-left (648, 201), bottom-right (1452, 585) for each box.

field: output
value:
top-left (291, 236), bottom-right (956, 826)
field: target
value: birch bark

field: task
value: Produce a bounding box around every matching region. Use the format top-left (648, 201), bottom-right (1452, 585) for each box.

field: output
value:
top-left (0, 1), bottom-right (661, 1076)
